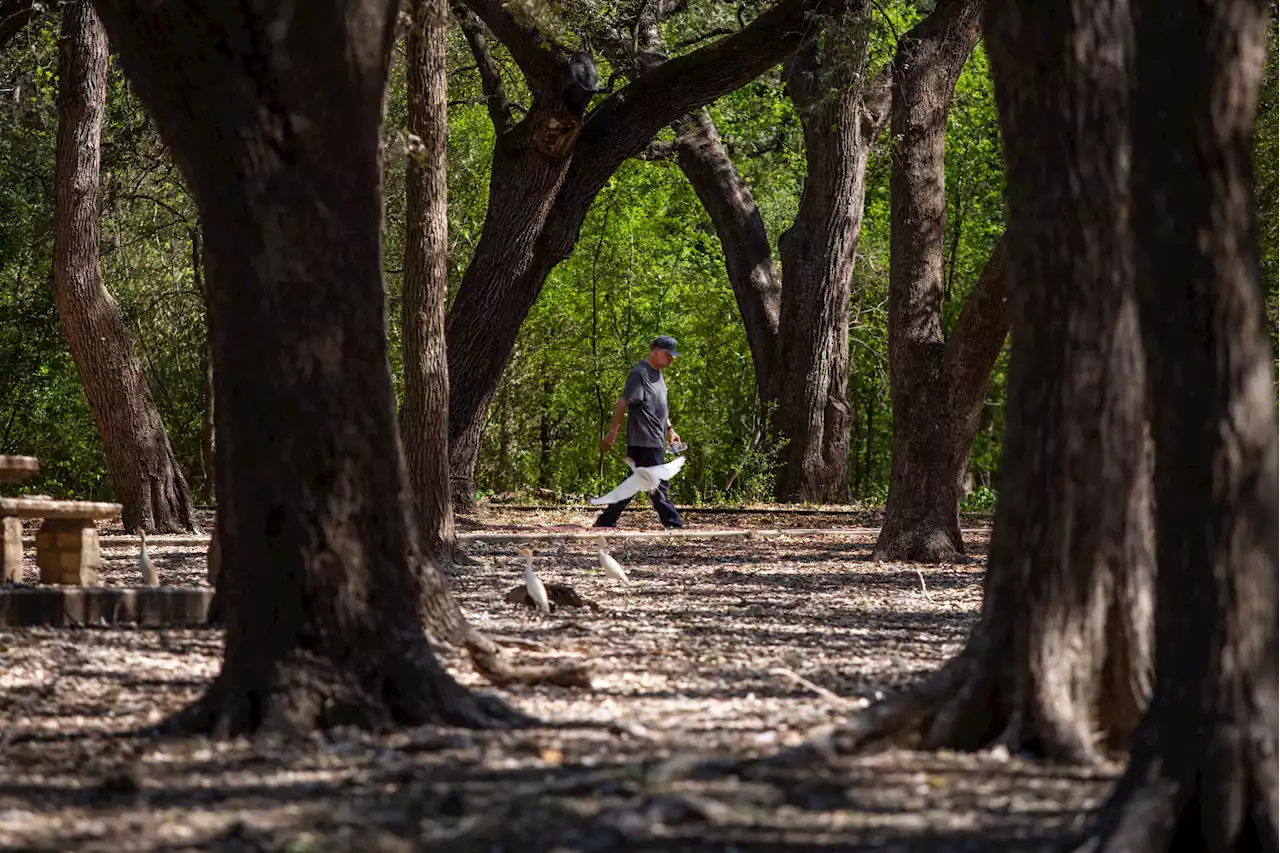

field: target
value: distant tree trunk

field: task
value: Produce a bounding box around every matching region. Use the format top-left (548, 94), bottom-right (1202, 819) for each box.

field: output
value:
top-left (808, 0), bottom-right (1154, 761)
top-left (671, 108), bottom-right (782, 402)
top-left (93, 0), bottom-right (522, 734)
top-left (874, 241), bottom-right (1009, 562)
top-left (444, 118), bottom-right (572, 511)
top-left (773, 12), bottom-right (889, 503)
top-left (401, 0), bottom-right (456, 565)
top-left (873, 0), bottom-right (992, 563)
top-left (52, 0), bottom-right (195, 534)
top-left (536, 375), bottom-right (554, 489)
top-left (1075, 0), bottom-right (1278, 847)
top-left (191, 225), bottom-right (215, 505)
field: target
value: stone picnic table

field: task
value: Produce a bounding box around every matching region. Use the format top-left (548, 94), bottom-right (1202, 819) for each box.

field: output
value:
top-left (0, 455), bottom-right (123, 585)
top-left (0, 455), bottom-right (37, 483)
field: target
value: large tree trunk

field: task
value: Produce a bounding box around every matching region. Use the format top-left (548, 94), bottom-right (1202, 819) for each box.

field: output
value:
top-left (802, 0), bottom-right (1154, 761)
top-left (772, 14), bottom-right (886, 503)
top-left (52, 0), bottom-right (195, 535)
top-left (444, 135), bottom-right (570, 510)
top-left (874, 240), bottom-right (1009, 562)
top-left (1074, 0), bottom-right (1279, 847)
top-left (444, 0), bottom-right (835, 507)
top-left (401, 0), bottom-right (456, 563)
top-left (874, 0), bottom-right (991, 562)
top-left (671, 108), bottom-right (782, 401)
top-left (92, 0), bottom-right (522, 734)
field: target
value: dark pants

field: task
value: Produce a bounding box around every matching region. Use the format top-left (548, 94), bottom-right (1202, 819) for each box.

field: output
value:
top-left (593, 445), bottom-right (683, 529)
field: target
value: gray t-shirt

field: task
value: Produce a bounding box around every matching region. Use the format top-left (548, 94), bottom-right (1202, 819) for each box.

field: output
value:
top-left (622, 360), bottom-right (668, 448)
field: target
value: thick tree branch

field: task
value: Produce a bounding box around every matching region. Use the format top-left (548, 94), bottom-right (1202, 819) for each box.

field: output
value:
top-left (453, 5), bottom-right (515, 132)
top-left (672, 26), bottom-right (737, 50)
top-left (456, 0), bottom-right (559, 89)
top-left (860, 65), bottom-right (891, 138)
top-left (673, 108), bottom-right (782, 395)
top-left (944, 235), bottom-right (1009, 412)
top-left (0, 0), bottom-right (34, 51)
top-left (544, 0), bottom-right (833, 260)
top-left (636, 138), bottom-right (677, 160)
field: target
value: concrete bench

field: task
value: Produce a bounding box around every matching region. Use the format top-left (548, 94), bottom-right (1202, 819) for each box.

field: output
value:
top-left (0, 455), bottom-right (38, 484)
top-left (0, 496), bottom-right (123, 586)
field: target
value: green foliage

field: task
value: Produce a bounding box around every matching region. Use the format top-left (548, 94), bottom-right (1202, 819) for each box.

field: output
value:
top-left (0, 8), bottom-right (1275, 508)
top-left (960, 485), bottom-right (997, 513)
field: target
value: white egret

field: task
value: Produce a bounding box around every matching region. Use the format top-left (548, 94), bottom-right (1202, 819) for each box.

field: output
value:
top-left (589, 455), bottom-right (686, 506)
top-left (595, 536), bottom-right (628, 583)
top-left (520, 546), bottom-right (551, 615)
top-left (138, 529), bottom-right (158, 587)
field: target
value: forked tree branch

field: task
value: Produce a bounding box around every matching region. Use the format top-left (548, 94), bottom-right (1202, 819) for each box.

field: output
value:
top-left (453, 5), bottom-right (515, 132)
top-left (547, 0), bottom-right (837, 243)
top-left (455, 0), bottom-right (561, 89)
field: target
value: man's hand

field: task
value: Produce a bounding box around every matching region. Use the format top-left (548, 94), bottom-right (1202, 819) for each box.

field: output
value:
top-left (667, 426), bottom-right (681, 447)
top-left (601, 426), bottom-right (619, 452)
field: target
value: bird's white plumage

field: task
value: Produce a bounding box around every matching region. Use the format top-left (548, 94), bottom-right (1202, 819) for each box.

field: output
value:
top-left (595, 536), bottom-right (628, 583)
top-left (520, 547), bottom-right (550, 614)
top-left (590, 455), bottom-right (687, 506)
top-left (138, 529), bottom-right (158, 587)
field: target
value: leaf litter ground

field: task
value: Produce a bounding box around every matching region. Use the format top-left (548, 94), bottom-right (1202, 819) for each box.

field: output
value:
top-left (0, 507), bottom-right (1119, 851)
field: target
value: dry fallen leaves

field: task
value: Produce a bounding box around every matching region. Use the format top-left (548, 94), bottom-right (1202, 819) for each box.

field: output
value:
top-left (0, 507), bottom-right (1117, 851)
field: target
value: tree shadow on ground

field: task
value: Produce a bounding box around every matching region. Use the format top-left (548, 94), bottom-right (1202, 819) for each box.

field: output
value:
top-left (2, 728), bottom-right (1101, 852)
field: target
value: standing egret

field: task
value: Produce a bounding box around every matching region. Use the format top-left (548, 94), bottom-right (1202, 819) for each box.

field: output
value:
top-left (138, 528), bottom-right (158, 587)
top-left (595, 536), bottom-right (628, 583)
top-left (520, 546), bottom-right (550, 615)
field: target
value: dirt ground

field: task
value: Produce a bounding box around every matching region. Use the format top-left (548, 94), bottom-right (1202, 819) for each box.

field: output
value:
top-left (0, 506), bottom-right (1120, 852)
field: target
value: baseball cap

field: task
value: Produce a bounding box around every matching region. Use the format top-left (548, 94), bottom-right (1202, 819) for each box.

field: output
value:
top-left (651, 335), bottom-right (680, 357)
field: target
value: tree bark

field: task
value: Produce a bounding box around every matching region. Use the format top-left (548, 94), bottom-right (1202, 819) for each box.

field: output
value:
top-left (191, 225), bottom-right (215, 505)
top-left (91, 0), bottom-right (523, 734)
top-left (444, 0), bottom-right (836, 508)
top-left (52, 0), bottom-right (195, 535)
top-left (771, 13), bottom-right (888, 503)
top-left (671, 108), bottom-right (782, 401)
top-left (401, 0), bottom-right (456, 564)
top-left (874, 0), bottom-right (990, 561)
top-left (1074, 0), bottom-right (1279, 847)
top-left (804, 0), bottom-right (1155, 761)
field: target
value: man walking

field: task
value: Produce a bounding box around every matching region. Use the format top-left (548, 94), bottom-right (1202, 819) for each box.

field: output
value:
top-left (595, 335), bottom-right (684, 529)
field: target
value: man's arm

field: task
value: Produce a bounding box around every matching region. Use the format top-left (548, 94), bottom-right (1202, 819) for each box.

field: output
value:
top-left (601, 398), bottom-right (628, 450)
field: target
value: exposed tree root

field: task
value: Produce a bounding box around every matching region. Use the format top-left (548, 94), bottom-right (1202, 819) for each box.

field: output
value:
top-left (415, 553), bottom-right (595, 690)
top-left (163, 640), bottom-right (531, 737)
top-left (871, 522), bottom-right (966, 565)
top-left (467, 643), bottom-right (592, 689)
top-left (781, 630), bottom-right (1135, 767)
